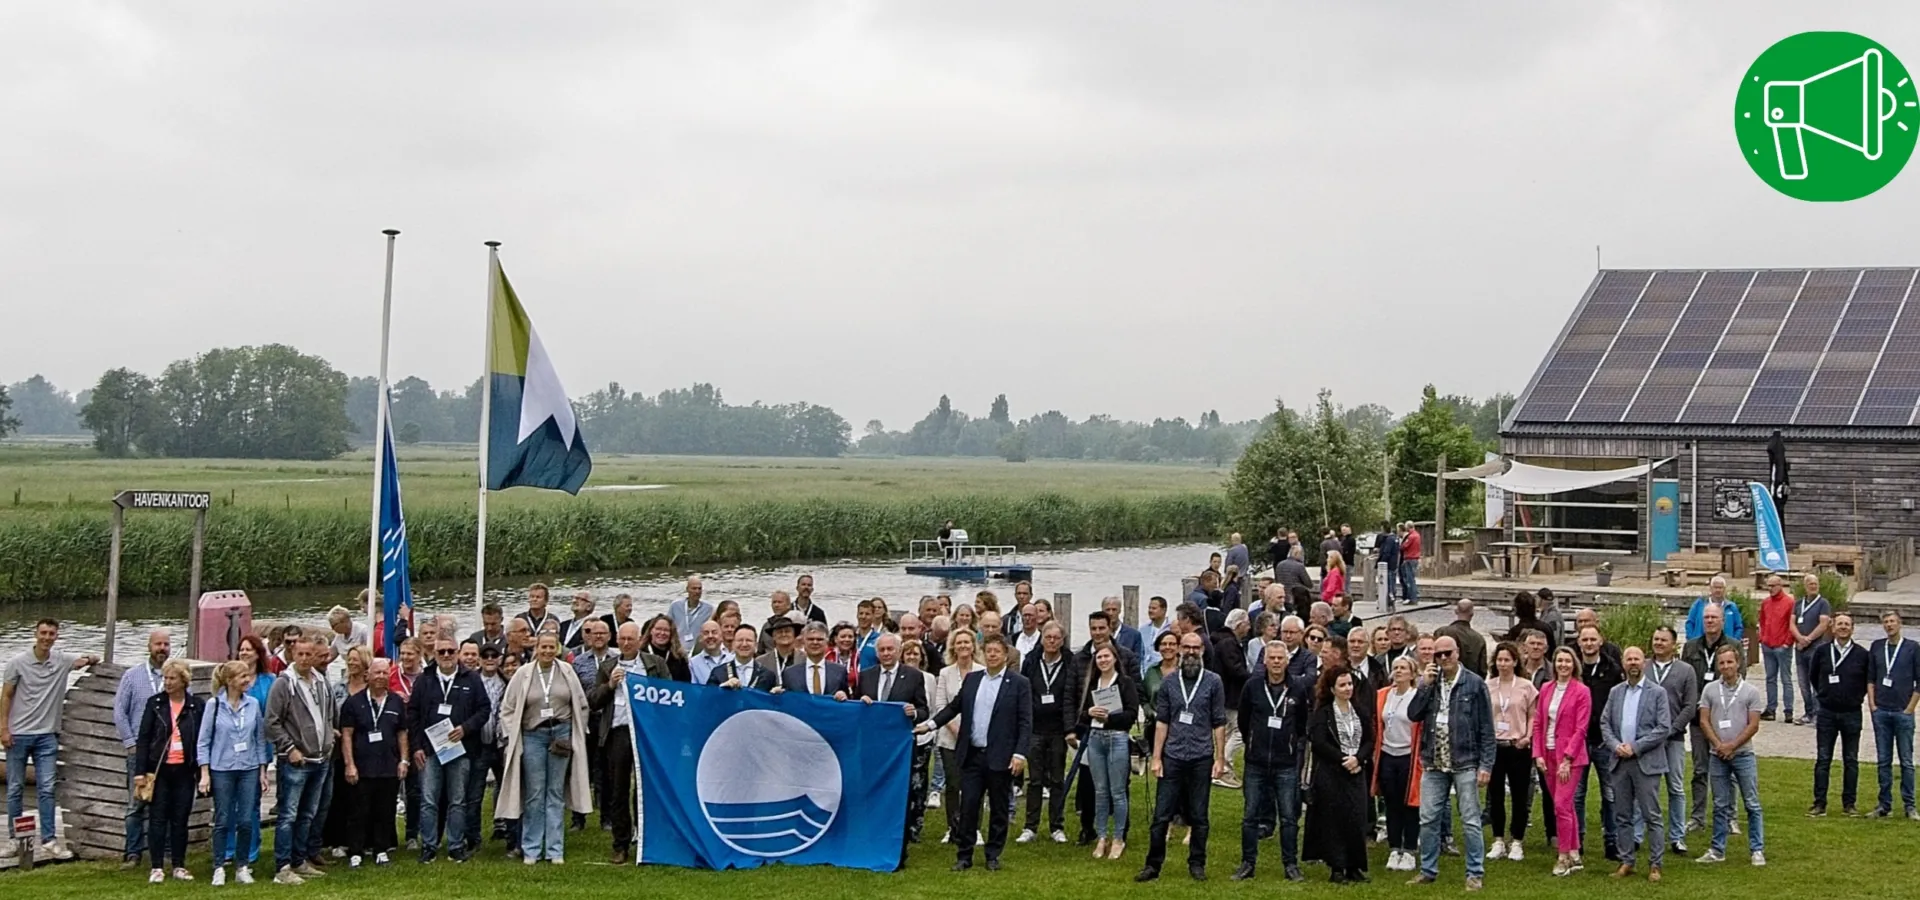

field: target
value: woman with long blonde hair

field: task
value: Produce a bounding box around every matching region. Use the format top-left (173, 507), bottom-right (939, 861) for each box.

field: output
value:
top-left (932, 629), bottom-right (985, 841)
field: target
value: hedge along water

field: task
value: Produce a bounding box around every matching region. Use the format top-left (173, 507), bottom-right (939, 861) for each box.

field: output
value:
top-left (0, 492), bottom-right (1227, 602)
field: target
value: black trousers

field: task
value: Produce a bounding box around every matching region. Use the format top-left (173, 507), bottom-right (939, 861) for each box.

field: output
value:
top-left (1488, 744), bottom-right (1533, 840)
top-left (1146, 757), bottom-right (1212, 872)
top-left (148, 763), bottom-right (195, 870)
top-left (602, 727), bottom-right (636, 847)
top-left (906, 745), bottom-right (930, 848)
top-left (348, 776), bottom-right (400, 857)
top-left (1025, 732), bottom-right (1068, 832)
top-left (954, 752), bottom-right (1013, 864)
top-left (1814, 707), bottom-right (1862, 808)
top-left (1378, 752), bottom-right (1419, 852)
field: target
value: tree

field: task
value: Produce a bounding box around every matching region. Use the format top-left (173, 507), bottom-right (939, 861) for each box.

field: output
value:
top-left (79, 368), bottom-right (157, 457)
top-left (989, 394), bottom-right (1010, 425)
top-left (5, 376), bottom-right (81, 433)
top-left (0, 385), bottom-right (18, 438)
top-left (997, 428), bottom-right (1030, 462)
top-left (142, 344), bottom-right (353, 459)
top-left (1385, 385), bottom-right (1486, 524)
top-left (1227, 390), bottom-right (1383, 543)
top-left (397, 421), bottom-right (423, 444)
top-left (1340, 403), bottom-right (1397, 443)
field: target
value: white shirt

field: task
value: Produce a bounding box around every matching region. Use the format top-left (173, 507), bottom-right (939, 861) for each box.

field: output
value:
top-left (970, 668), bottom-right (1007, 749)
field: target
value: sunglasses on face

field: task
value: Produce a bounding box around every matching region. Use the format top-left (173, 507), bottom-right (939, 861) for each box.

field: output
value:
top-left (1307, 635), bottom-right (1324, 643)
top-left (437, 649), bottom-right (456, 656)
top-left (1434, 650), bottom-right (1454, 659)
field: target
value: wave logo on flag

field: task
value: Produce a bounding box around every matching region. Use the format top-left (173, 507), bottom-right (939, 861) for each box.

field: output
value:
top-left (1748, 480), bottom-right (1790, 570)
top-left (696, 710), bottom-right (841, 857)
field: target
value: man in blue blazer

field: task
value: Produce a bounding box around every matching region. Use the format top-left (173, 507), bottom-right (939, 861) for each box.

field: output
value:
top-left (707, 625), bottom-right (777, 691)
top-left (920, 634), bottom-right (1033, 871)
top-left (1602, 646), bottom-right (1672, 881)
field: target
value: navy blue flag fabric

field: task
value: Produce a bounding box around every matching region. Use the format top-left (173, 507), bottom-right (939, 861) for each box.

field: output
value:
top-left (627, 677), bottom-right (911, 872)
top-left (377, 396), bottom-right (414, 659)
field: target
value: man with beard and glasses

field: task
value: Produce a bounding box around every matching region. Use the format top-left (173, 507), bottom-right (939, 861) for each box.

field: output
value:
top-left (1602, 646), bottom-right (1672, 882)
top-left (1135, 632), bottom-right (1228, 883)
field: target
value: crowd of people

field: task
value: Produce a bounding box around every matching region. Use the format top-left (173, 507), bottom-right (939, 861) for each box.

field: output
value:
top-left (2, 549), bottom-right (1917, 888)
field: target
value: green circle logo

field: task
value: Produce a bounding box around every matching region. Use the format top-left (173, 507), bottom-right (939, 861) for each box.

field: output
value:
top-left (1735, 32), bottom-right (1918, 201)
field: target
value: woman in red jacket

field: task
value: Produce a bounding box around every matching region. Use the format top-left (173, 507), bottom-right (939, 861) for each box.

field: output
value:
top-left (1532, 646), bottom-right (1590, 877)
top-left (1321, 551), bottom-right (1347, 604)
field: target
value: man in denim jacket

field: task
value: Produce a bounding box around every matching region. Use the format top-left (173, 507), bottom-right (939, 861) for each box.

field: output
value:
top-left (1405, 635), bottom-right (1497, 891)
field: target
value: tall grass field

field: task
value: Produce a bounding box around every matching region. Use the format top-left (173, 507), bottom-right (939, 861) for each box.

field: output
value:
top-left (0, 446), bottom-right (1228, 601)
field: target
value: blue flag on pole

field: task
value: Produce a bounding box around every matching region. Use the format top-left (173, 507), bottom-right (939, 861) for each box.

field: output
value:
top-left (627, 678), bottom-right (911, 872)
top-left (1749, 480), bottom-right (1789, 571)
top-left (378, 400), bottom-right (414, 659)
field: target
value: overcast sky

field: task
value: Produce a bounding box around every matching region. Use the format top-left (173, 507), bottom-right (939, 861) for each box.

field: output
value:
top-left (5, 2), bottom-right (1917, 430)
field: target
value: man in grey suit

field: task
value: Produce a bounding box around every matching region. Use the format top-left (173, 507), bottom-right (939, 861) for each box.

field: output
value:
top-left (1602, 646), bottom-right (1672, 882)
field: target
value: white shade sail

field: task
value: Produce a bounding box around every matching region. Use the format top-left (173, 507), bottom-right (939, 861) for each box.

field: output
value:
top-left (1470, 459), bottom-right (1672, 496)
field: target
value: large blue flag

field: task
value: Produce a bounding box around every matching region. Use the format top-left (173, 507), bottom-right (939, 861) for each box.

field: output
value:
top-left (378, 400), bottom-right (414, 659)
top-left (627, 677), bottom-right (911, 872)
top-left (1749, 480), bottom-right (1789, 571)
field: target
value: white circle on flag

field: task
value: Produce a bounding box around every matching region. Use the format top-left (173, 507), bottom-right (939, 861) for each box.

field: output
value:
top-left (695, 709), bottom-right (842, 857)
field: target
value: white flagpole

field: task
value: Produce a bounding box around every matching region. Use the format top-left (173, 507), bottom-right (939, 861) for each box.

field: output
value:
top-left (368, 228), bottom-right (400, 647)
top-left (476, 241), bottom-right (501, 621)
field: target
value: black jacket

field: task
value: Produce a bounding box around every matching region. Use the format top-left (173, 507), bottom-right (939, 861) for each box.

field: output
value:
top-left (1021, 651), bottom-right (1081, 735)
top-left (1074, 670), bottom-right (1140, 738)
top-left (930, 668), bottom-right (1034, 772)
top-left (857, 665), bottom-right (930, 726)
top-left (407, 665), bottom-right (491, 754)
top-left (703, 657), bottom-right (775, 691)
top-left (588, 652), bottom-right (671, 745)
top-left (1209, 627), bottom-right (1250, 712)
top-left (135, 692), bottom-right (207, 776)
top-left (1810, 641), bottom-right (1872, 711)
top-left (1579, 653), bottom-right (1625, 746)
top-left (1237, 673), bottom-right (1311, 768)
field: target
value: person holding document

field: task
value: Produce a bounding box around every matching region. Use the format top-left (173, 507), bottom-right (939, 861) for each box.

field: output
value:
top-left (1074, 643), bottom-right (1139, 862)
top-left (408, 637), bottom-right (489, 864)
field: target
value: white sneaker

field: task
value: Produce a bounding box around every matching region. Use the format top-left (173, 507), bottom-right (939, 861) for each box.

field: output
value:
top-left (329, 847), bottom-right (346, 859)
top-left (976, 834), bottom-right (985, 846)
top-left (1487, 839), bottom-right (1506, 860)
top-left (236, 867), bottom-right (255, 885)
top-left (927, 792), bottom-right (942, 809)
top-left (374, 852), bottom-right (390, 866)
top-left (1696, 849), bottom-right (1725, 864)
top-left (1016, 829), bottom-right (1036, 843)
top-left (212, 866), bottom-right (227, 886)
top-left (1750, 851), bottom-right (1766, 867)
top-left (1386, 851), bottom-right (1404, 870)
top-left (548, 856), bottom-right (563, 866)
top-left (150, 869), bottom-right (165, 884)
top-left (523, 856), bottom-right (538, 866)
top-left (1051, 829), bottom-right (1068, 844)
top-left (348, 855), bottom-right (362, 869)
top-left (172, 868), bottom-right (193, 882)
top-left (1508, 843), bottom-right (1524, 862)
top-left (273, 867), bottom-right (304, 885)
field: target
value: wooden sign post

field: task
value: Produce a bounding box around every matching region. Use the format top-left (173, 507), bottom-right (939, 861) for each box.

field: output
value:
top-left (105, 491), bottom-right (211, 664)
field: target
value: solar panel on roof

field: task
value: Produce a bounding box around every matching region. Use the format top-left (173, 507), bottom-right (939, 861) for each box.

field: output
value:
top-left (1568, 271), bottom-right (1701, 422)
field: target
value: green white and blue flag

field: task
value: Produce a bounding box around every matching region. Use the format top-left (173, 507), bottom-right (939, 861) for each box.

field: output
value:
top-left (486, 261), bottom-right (591, 493)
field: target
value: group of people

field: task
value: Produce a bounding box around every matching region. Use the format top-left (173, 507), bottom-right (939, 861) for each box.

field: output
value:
top-left (3, 553), bottom-right (1917, 889)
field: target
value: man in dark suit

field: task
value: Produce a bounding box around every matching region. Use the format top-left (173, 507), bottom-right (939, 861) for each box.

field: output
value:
top-left (708, 624), bottom-right (777, 691)
top-left (588, 621), bottom-right (670, 864)
top-left (860, 633), bottom-right (932, 863)
top-left (407, 637), bottom-right (491, 863)
top-left (919, 634), bottom-right (1033, 871)
top-left (778, 622), bottom-right (850, 699)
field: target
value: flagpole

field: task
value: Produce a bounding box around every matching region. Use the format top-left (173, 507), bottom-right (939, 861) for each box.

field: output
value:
top-left (476, 241), bottom-right (501, 622)
top-left (368, 228), bottom-right (400, 648)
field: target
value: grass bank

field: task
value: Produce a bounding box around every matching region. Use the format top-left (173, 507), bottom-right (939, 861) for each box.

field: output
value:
top-left (0, 449), bottom-right (1227, 601)
top-left (3, 758), bottom-right (1904, 896)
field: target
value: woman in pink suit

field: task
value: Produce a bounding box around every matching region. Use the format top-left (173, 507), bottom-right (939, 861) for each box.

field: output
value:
top-left (1531, 646), bottom-right (1589, 877)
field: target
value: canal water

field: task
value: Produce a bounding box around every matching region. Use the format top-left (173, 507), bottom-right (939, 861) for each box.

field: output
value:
top-left (4, 542), bottom-right (1240, 662)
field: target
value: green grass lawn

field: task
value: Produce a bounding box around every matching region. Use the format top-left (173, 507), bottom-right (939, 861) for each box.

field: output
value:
top-left (0, 444), bottom-right (1228, 518)
top-left (9, 757), bottom-right (1910, 897)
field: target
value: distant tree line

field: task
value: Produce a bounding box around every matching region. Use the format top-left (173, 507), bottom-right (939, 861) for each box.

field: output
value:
top-left (856, 394), bottom-right (1260, 464)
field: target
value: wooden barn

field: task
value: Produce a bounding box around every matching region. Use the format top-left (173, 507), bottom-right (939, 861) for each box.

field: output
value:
top-left (1499, 267), bottom-right (1920, 578)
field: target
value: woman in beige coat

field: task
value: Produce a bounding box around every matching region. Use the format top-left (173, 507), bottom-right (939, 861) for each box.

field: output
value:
top-left (497, 633), bottom-right (592, 863)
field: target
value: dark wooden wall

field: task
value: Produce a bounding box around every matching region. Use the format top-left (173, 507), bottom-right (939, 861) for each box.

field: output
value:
top-left (1500, 435), bottom-right (1920, 553)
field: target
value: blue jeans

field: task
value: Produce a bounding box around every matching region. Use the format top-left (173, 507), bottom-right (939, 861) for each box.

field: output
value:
top-left (1708, 753), bottom-right (1763, 854)
top-left (1574, 739), bottom-right (1616, 856)
top-left (1873, 708), bottom-right (1916, 812)
top-left (1086, 729), bottom-right (1130, 839)
top-left (274, 759), bottom-right (330, 870)
top-left (4, 732), bottom-right (58, 841)
top-left (1399, 561), bottom-right (1420, 604)
top-left (420, 753), bottom-right (473, 857)
top-left (1794, 646), bottom-right (1821, 719)
top-left (1761, 646), bottom-right (1794, 717)
top-left (520, 723), bottom-right (571, 860)
top-left (1417, 768), bottom-right (1484, 879)
top-left (463, 743), bottom-right (496, 851)
top-left (1240, 760), bottom-right (1300, 867)
top-left (124, 752), bottom-right (149, 860)
top-left (211, 769), bottom-right (262, 866)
